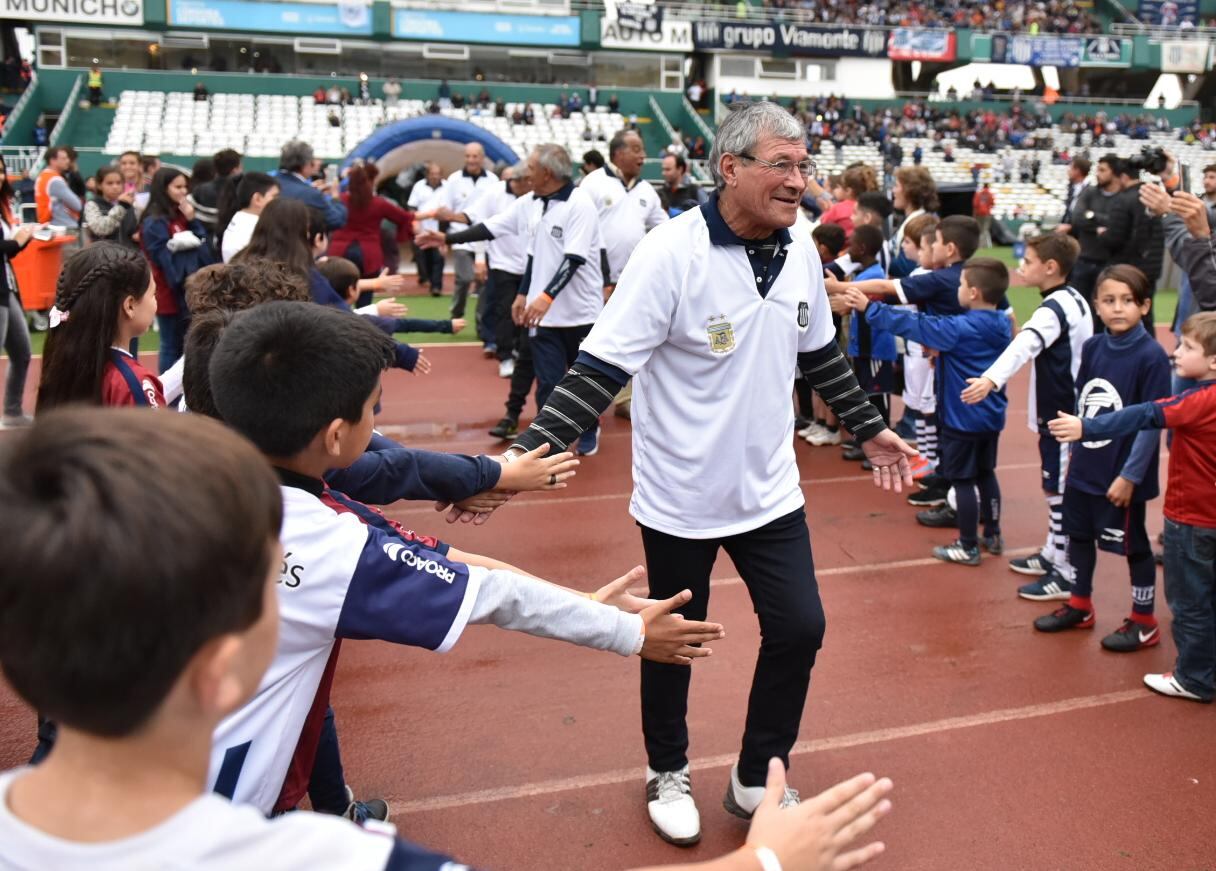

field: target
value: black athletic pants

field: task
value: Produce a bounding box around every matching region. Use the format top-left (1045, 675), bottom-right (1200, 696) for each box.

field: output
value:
top-left (504, 331), bottom-right (535, 421)
top-left (639, 507), bottom-right (825, 787)
top-left (490, 268), bottom-right (521, 360)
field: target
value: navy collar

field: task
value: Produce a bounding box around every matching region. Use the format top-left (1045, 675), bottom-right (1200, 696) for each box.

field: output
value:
top-left (604, 162), bottom-right (641, 191)
top-left (276, 466), bottom-right (325, 496)
top-left (701, 191), bottom-right (793, 249)
top-left (461, 168), bottom-right (486, 180)
top-left (540, 181), bottom-right (575, 204)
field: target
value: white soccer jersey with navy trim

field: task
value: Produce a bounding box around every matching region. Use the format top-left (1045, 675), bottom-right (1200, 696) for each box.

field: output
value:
top-left (579, 166), bottom-right (667, 283)
top-left (464, 182), bottom-right (531, 276)
top-left (206, 483), bottom-right (483, 814)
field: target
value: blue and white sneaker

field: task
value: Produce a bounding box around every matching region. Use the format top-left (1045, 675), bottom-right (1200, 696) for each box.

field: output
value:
top-left (1017, 569), bottom-right (1073, 602)
top-left (576, 425), bottom-right (601, 457)
top-left (1009, 554), bottom-right (1053, 576)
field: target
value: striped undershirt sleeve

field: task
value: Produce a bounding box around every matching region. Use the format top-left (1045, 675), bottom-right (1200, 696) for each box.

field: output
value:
top-left (511, 361), bottom-right (625, 453)
top-left (797, 342), bottom-right (887, 443)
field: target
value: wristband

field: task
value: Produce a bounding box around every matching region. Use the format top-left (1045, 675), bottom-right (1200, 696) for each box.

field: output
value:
top-left (754, 846), bottom-right (782, 871)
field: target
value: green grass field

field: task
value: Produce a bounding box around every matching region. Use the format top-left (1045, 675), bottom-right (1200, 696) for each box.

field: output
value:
top-left (25, 248), bottom-right (1176, 355)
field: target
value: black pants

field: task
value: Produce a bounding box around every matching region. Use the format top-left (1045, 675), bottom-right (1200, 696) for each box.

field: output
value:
top-left (1071, 257), bottom-right (1104, 333)
top-left (308, 706), bottom-right (349, 814)
top-left (416, 246), bottom-right (444, 294)
top-left (491, 269), bottom-right (521, 360)
top-left (640, 507), bottom-right (825, 787)
top-left (504, 330), bottom-right (535, 420)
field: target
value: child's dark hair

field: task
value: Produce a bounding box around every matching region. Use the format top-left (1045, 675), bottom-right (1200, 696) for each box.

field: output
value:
top-left (232, 196), bottom-right (316, 276)
top-left (183, 309), bottom-right (235, 419)
top-left (142, 166), bottom-right (188, 222)
top-left (962, 256), bottom-right (1010, 305)
top-left (317, 257), bottom-right (361, 301)
top-left (811, 223), bottom-right (846, 258)
top-left (0, 408), bottom-right (282, 738)
top-left (1026, 234), bottom-right (1080, 278)
top-left (1181, 311), bottom-right (1216, 357)
top-left (856, 191), bottom-right (893, 220)
top-left (185, 261), bottom-right (310, 315)
top-left (850, 223), bottom-right (885, 261)
top-left (37, 243), bottom-right (152, 413)
top-left (937, 215), bottom-right (981, 261)
top-left (1096, 263), bottom-right (1152, 305)
top-left (93, 164), bottom-right (122, 188)
top-left (210, 302), bottom-right (396, 457)
top-left (216, 171), bottom-right (278, 246)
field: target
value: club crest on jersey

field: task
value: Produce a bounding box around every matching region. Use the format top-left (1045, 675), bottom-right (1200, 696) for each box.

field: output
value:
top-left (551, 226), bottom-right (564, 239)
top-left (1078, 377), bottom-right (1122, 449)
top-left (707, 315), bottom-right (735, 354)
top-left (797, 301), bottom-right (809, 328)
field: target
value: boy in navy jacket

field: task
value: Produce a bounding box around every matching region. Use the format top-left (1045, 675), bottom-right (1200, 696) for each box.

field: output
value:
top-left (844, 258), bottom-right (1013, 565)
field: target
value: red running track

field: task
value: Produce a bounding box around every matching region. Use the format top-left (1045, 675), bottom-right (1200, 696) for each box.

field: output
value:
top-left (1, 338), bottom-right (1213, 871)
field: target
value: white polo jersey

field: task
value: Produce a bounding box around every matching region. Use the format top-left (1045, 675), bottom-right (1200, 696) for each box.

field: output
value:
top-left (440, 168), bottom-right (498, 252)
top-left (525, 183), bottom-right (604, 328)
top-left (406, 179), bottom-right (445, 233)
top-left (463, 180), bottom-right (530, 275)
top-left (580, 165), bottom-right (667, 283)
top-left (581, 194), bottom-right (835, 539)
top-left (0, 768), bottom-right (473, 871)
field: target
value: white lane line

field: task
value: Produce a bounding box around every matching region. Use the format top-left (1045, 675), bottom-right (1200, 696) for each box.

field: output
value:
top-left (389, 462), bottom-right (1045, 516)
top-left (389, 689), bottom-right (1146, 813)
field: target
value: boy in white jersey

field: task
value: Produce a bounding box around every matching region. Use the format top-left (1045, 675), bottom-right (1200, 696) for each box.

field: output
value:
top-left (205, 302), bottom-right (726, 814)
top-left (961, 234), bottom-right (1093, 599)
top-left (0, 408), bottom-right (893, 871)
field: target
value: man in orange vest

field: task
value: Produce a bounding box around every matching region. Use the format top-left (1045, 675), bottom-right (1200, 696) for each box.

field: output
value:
top-left (35, 146), bottom-right (82, 230)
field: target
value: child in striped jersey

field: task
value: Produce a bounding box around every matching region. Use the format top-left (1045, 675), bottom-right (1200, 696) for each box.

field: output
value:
top-left (897, 214), bottom-right (941, 482)
top-left (961, 235), bottom-right (1094, 600)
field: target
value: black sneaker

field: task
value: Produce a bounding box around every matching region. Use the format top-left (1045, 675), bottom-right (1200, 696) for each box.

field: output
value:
top-left (933, 539), bottom-right (981, 565)
top-left (841, 445), bottom-right (865, 461)
top-left (1100, 619), bottom-right (1160, 652)
top-left (488, 417), bottom-right (518, 440)
top-left (916, 505), bottom-right (957, 528)
top-left (1034, 605), bottom-right (1094, 632)
top-left (908, 481), bottom-right (950, 507)
top-left (917, 473), bottom-right (946, 491)
top-left (343, 786), bottom-right (389, 824)
top-left (981, 534), bottom-right (1004, 555)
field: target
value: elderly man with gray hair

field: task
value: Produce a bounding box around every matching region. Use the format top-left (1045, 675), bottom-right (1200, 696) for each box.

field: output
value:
top-left (501, 102), bottom-right (916, 845)
top-left (272, 139), bottom-right (347, 231)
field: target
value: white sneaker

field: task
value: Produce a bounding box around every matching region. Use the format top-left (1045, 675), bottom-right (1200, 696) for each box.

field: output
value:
top-left (723, 763), bottom-right (799, 820)
top-left (807, 427), bottom-right (842, 446)
top-left (1144, 672), bottom-right (1208, 702)
top-left (797, 421), bottom-right (823, 440)
top-left (498, 358), bottom-right (515, 378)
top-left (645, 766), bottom-right (700, 846)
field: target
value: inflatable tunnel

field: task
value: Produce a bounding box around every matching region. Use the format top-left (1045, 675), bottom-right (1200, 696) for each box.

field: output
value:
top-left (343, 116), bottom-right (519, 185)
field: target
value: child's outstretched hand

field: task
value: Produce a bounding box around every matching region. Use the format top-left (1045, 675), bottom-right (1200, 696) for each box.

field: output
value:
top-left (1107, 476), bottom-right (1134, 508)
top-left (829, 292), bottom-right (852, 316)
top-left (411, 352), bottom-right (432, 375)
top-left (1048, 411), bottom-right (1083, 442)
top-left (594, 566), bottom-right (655, 613)
top-left (961, 376), bottom-right (995, 405)
top-left (638, 589), bottom-right (725, 665)
top-left (495, 442), bottom-right (578, 492)
top-left (450, 318), bottom-right (467, 334)
top-left (376, 296), bottom-right (409, 318)
top-left (843, 287), bottom-right (870, 312)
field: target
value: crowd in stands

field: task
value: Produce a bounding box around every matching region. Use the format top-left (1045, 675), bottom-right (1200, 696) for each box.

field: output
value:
top-left (761, 0), bottom-right (1097, 33)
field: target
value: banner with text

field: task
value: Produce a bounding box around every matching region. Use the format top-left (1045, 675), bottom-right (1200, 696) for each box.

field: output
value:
top-left (168, 0), bottom-right (371, 34)
top-left (887, 29), bottom-right (956, 62)
top-left (600, 0), bottom-right (692, 51)
top-left (1159, 39), bottom-right (1211, 72)
top-left (692, 19), bottom-right (887, 57)
top-left (990, 34), bottom-right (1084, 67)
top-left (394, 9), bottom-right (580, 46)
top-left (5, 0), bottom-right (143, 25)
top-left (1082, 36), bottom-right (1132, 68)
top-left (1138, 0), bottom-right (1199, 26)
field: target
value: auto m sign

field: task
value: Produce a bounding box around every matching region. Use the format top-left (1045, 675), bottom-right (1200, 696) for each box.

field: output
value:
top-left (3, 0), bottom-right (143, 24)
top-left (693, 19), bottom-right (887, 58)
top-left (1083, 37), bottom-right (1130, 67)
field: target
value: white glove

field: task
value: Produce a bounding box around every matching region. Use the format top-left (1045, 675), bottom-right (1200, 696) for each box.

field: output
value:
top-left (166, 230), bottom-right (203, 252)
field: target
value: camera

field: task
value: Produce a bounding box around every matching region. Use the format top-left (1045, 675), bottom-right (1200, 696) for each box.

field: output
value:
top-left (1123, 146), bottom-right (1170, 176)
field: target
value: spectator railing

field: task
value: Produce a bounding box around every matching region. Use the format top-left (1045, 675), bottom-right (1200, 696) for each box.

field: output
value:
top-left (0, 146), bottom-right (43, 174)
top-left (683, 95), bottom-right (715, 146)
top-left (394, 0), bottom-right (572, 15)
top-left (0, 68), bottom-right (37, 144)
top-left (1111, 23), bottom-right (1216, 38)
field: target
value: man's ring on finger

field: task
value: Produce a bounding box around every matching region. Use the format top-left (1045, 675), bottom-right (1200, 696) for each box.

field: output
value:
top-left (549, 474), bottom-right (557, 486)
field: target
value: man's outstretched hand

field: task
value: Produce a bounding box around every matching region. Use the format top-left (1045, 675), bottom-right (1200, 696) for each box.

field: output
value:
top-left (860, 429), bottom-right (917, 493)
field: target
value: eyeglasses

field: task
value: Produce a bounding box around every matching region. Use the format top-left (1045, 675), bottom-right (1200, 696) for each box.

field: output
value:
top-left (736, 153), bottom-right (816, 179)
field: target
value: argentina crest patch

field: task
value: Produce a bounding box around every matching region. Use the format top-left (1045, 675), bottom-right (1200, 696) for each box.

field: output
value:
top-left (707, 315), bottom-right (735, 354)
top-left (797, 301), bottom-right (809, 328)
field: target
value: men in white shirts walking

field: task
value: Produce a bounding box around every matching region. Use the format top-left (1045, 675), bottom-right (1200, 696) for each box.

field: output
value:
top-left (515, 144), bottom-right (607, 456)
top-left (406, 163), bottom-right (446, 295)
top-left (502, 102), bottom-right (916, 846)
top-left (581, 129), bottom-right (667, 290)
top-left (437, 143), bottom-right (498, 319)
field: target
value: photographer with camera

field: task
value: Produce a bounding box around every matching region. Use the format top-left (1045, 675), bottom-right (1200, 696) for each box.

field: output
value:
top-left (1107, 150), bottom-right (1167, 331)
top-left (1071, 154), bottom-right (1130, 325)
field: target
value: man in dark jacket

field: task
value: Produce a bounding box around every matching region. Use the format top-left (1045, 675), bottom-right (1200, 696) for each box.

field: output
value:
top-left (1107, 161), bottom-right (1164, 329)
top-left (1070, 154), bottom-right (1127, 319)
top-left (657, 154), bottom-right (706, 215)
top-left (273, 139), bottom-right (347, 230)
